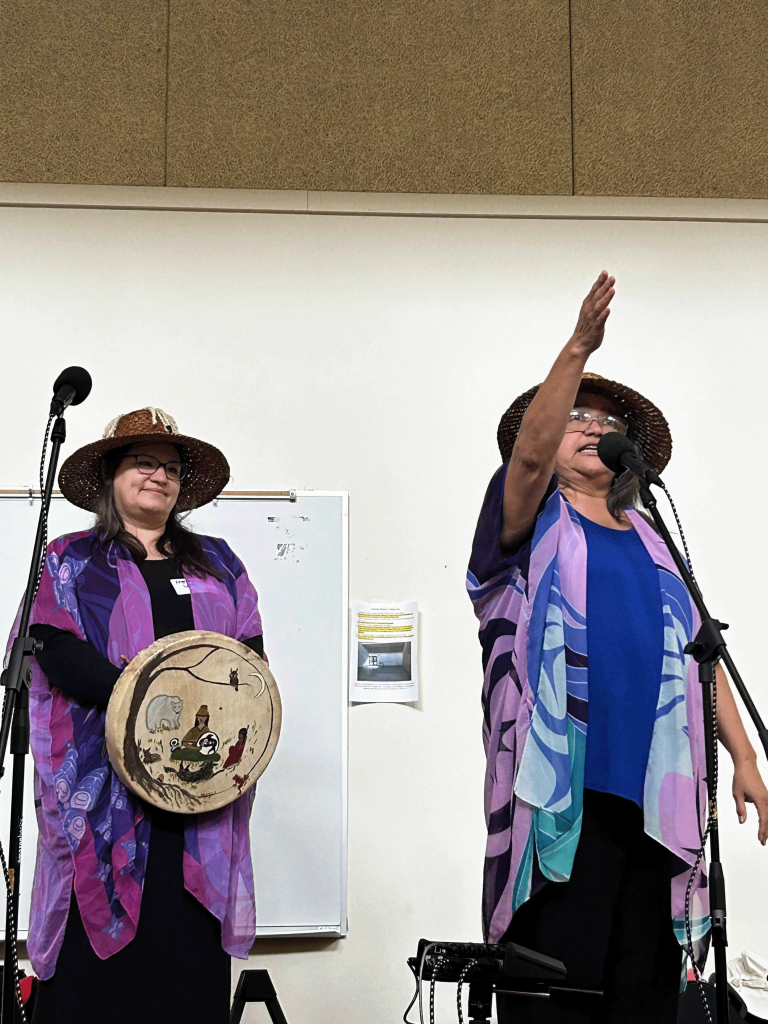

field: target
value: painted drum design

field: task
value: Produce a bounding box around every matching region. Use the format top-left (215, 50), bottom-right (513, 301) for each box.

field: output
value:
top-left (106, 630), bottom-right (282, 814)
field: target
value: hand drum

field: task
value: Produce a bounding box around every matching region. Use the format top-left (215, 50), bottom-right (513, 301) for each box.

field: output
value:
top-left (105, 630), bottom-right (281, 814)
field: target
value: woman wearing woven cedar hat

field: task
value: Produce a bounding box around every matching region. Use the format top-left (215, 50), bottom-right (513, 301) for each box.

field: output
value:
top-left (14, 408), bottom-right (264, 1024)
top-left (467, 272), bottom-right (768, 1024)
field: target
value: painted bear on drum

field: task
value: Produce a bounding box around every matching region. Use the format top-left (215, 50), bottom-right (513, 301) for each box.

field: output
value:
top-left (145, 694), bottom-right (184, 732)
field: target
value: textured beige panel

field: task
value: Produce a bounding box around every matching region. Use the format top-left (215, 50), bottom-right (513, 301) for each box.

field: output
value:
top-left (571, 0), bottom-right (768, 199)
top-left (167, 0), bottom-right (572, 195)
top-left (1, 0), bottom-right (167, 186)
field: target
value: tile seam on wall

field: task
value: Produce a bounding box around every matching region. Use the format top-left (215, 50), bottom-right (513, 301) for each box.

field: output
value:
top-left (163, 0), bottom-right (172, 187)
top-left (568, 0), bottom-right (575, 198)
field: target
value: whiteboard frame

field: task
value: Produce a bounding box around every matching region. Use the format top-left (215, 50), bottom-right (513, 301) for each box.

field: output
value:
top-left (288, 489), bottom-right (349, 938)
top-left (0, 488), bottom-right (350, 941)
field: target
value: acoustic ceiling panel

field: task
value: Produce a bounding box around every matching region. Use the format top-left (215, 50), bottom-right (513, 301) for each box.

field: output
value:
top-left (1, 0), bottom-right (167, 186)
top-left (571, 0), bottom-right (768, 199)
top-left (166, 0), bottom-right (573, 195)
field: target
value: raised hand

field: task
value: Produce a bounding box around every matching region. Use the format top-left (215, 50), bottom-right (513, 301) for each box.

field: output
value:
top-left (569, 271), bottom-right (615, 359)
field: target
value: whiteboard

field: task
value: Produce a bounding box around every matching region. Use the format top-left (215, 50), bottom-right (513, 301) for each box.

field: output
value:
top-left (0, 491), bottom-right (348, 939)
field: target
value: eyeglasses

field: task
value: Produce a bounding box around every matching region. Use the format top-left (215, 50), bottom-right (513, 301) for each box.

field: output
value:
top-left (565, 410), bottom-right (628, 435)
top-left (123, 454), bottom-right (187, 481)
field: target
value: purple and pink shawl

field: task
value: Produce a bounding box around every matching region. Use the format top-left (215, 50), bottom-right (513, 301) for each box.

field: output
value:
top-left (7, 529), bottom-right (262, 980)
top-left (467, 467), bottom-right (711, 968)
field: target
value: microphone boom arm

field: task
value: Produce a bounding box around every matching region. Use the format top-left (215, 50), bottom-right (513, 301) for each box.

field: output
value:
top-left (639, 482), bottom-right (768, 758)
top-left (638, 479), bottom-right (768, 1024)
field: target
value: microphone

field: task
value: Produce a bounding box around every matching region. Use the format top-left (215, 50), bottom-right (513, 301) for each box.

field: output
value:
top-left (596, 432), bottom-right (663, 486)
top-left (50, 367), bottom-right (92, 415)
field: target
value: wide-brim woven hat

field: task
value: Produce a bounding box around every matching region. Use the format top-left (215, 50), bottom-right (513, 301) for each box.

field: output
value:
top-left (58, 407), bottom-right (230, 513)
top-left (497, 372), bottom-right (672, 473)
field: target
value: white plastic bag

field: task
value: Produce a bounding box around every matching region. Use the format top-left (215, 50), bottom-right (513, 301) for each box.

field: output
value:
top-left (727, 951), bottom-right (768, 1018)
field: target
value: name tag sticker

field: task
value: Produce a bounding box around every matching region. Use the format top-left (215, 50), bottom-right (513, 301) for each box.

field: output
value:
top-left (170, 578), bottom-right (190, 596)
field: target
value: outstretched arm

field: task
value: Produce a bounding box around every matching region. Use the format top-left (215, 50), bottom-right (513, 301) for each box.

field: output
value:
top-left (501, 271), bottom-right (616, 551)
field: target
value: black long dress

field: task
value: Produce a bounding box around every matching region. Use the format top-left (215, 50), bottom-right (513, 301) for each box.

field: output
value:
top-left (29, 558), bottom-right (263, 1024)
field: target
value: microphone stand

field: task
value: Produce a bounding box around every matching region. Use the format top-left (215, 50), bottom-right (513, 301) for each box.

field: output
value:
top-left (0, 413), bottom-right (67, 1022)
top-left (638, 479), bottom-right (768, 1024)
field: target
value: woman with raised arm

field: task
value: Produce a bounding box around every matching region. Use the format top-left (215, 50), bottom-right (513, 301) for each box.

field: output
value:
top-left (8, 408), bottom-right (264, 1024)
top-left (467, 273), bottom-right (768, 1024)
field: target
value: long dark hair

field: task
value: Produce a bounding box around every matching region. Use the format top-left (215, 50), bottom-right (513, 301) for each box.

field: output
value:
top-left (605, 424), bottom-right (660, 526)
top-left (607, 467), bottom-right (641, 521)
top-left (93, 445), bottom-right (224, 578)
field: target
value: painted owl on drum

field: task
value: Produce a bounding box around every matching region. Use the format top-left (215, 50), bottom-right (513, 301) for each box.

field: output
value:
top-left (145, 694), bottom-right (184, 733)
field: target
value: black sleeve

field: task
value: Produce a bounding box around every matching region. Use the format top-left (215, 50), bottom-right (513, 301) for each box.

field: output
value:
top-left (30, 627), bottom-right (264, 707)
top-left (29, 624), bottom-right (122, 708)
top-left (241, 634), bottom-right (264, 659)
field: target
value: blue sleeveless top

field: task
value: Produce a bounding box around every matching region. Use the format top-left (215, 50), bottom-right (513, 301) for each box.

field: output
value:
top-left (577, 511), bottom-right (665, 806)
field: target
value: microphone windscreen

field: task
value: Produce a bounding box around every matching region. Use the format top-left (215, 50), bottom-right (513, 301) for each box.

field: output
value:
top-left (596, 432), bottom-right (634, 473)
top-left (52, 366), bottom-right (92, 406)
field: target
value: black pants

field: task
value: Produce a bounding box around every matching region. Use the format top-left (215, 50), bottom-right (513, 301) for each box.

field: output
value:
top-left (497, 790), bottom-right (682, 1024)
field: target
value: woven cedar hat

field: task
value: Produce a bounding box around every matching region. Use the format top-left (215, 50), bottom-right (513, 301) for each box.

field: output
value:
top-left (497, 372), bottom-right (672, 473)
top-left (58, 407), bottom-right (230, 513)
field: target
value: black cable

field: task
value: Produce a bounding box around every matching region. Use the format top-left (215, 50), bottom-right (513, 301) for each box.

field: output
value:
top-left (32, 413), bottom-right (55, 605)
top-left (456, 960), bottom-right (478, 1024)
top-left (429, 955), bottom-right (450, 1024)
top-left (413, 943), bottom-right (439, 1024)
top-left (664, 486), bottom-right (715, 1024)
top-left (0, 838), bottom-right (26, 1023)
top-left (430, 965), bottom-right (438, 1024)
top-left (660, 481), bottom-right (697, 584)
top-left (403, 971), bottom-right (420, 1024)
top-left (0, 413), bottom-right (53, 1024)
top-left (683, 670), bottom-right (718, 1024)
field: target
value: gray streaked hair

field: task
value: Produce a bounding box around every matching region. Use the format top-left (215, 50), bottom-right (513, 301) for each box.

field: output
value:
top-left (607, 468), bottom-right (642, 521)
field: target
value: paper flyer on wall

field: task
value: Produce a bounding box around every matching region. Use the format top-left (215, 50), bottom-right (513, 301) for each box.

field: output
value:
top-left (349, 601), bottom-right (419, 702)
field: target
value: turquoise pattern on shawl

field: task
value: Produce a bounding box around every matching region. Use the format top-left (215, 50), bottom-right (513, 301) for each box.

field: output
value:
top-left (467, 466), bottom-right (710, 967)
top-left (515, 488), bottom-right (589, 890)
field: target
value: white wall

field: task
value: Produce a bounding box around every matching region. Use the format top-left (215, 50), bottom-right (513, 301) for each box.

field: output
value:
top-left (1, 184), bottom-right (768, 1023)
